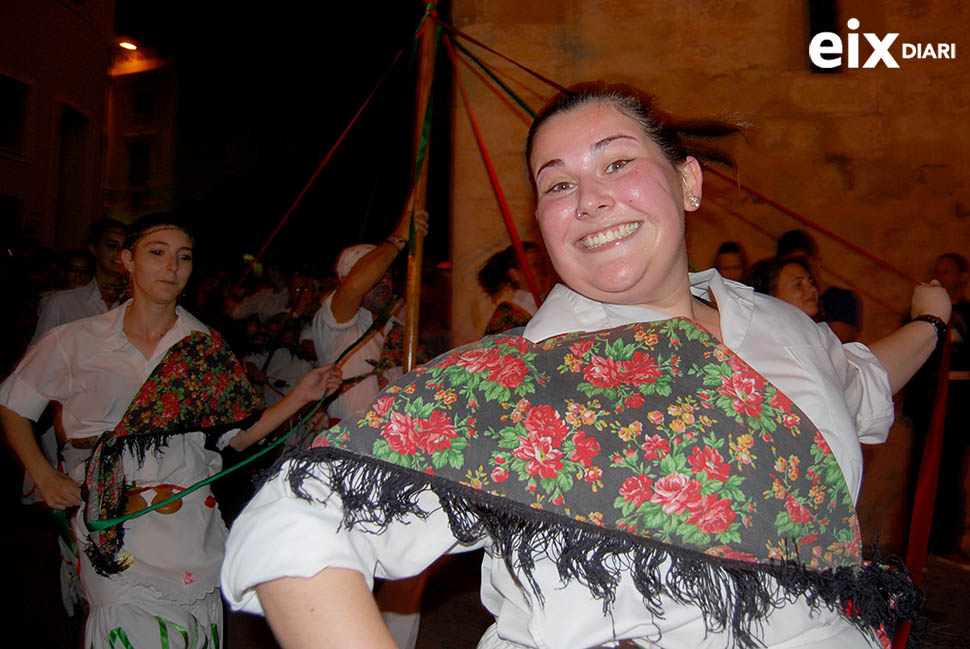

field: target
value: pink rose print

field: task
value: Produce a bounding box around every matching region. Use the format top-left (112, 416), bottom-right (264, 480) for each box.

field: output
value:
top-left (569, 431), bottom-right (600, 467)
top-left (784, 496), bottom-right (812, 524)
top-left (770, 390), bottom-right (792, 413)
top-left (686, 494), bottom-right (736, 534)
top-left (373, 395), bottom-right (396, 417)
top-left (523, 405), bottom-right (568, 444)
top-left (813, 430), bottom-right (831, 456)
top-left (381, 412), bottom-right (418, 455)
top-left (457, 347), bottom-right (502, 373)
top-left (583, 355), bottom-right (625, 388)
top-left (641, 435), bottom-right (670, 460)
top-left (650, 472), bottom-right (703, 515)
top-left (513, 431), bottom-right (564, 479)
top-left (487, 356), bottom-right (528, 388)
top-left (491, 467), bottom-right (509, 483)
top-left (569, 340), bottom-right (594, 358)
top-left (624, 394), bottom-right (645, 409)
top-left (687, 445), bottom-right (731, 482)
top-left (413, 410), bottom-right (458, 453)
top-left (183, 572), bottom-right (195, 585)
top-left (717, 373), bottom-right (764, 417)
top-left (622, 351), bottom-right (661, 385)
top-left (619, 474), bottom-right (654, 507)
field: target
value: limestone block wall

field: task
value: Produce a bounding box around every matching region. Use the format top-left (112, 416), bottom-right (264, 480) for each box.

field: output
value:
top-left (449, 0), bottom-right (970, 347)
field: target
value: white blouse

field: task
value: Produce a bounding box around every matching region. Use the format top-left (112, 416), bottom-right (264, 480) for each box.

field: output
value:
top-left (222, 271), bottom-right (890, 649)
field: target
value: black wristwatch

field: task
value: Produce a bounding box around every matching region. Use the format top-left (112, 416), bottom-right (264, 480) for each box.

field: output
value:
top-left (912, 314), bottom-right (948, 346)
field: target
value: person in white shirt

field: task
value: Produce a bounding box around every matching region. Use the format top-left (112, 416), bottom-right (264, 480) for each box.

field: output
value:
top-left (222, 83), bottom-right (950, 649)
top-left (305, 204), bottom-right (429, 423)
top-left (0, 213), bottom-right (341, 649)
top-left (32, 219), bottom-right (128, 344)
top-left (24, 220), bottom-right (130, 504)
top-left (302, 203), bottom-right (429, 649)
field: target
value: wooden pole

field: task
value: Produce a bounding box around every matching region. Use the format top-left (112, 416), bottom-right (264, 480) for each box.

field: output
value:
top-left (404, 1), bottom-right (437, 372)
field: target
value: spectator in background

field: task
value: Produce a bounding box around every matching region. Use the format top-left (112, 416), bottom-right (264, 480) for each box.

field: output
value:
top-left (228, 256), bottom-right (290, 322)
top-left (712, 240), bottom-right (748, 282)
top-left (58, 249), bottom-right (93, 289)
top-left (478, 241), bottom-right (553, 335)
top-left (905, 252), bottom-right (970, 564)
top-left (33, 219), bottom-right (128, 344)
top-left (777, 229), bottom-right (862, 342)
top-left (746, 255), bottom-right (820, 320)
top-left (244, 269), bottom-right (321, 409)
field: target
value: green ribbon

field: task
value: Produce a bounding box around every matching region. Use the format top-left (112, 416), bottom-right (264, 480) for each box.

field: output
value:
top-left (156, 615), bottom-right (190, 649)
top-left (103, 628), bottom-right (134, 649)
top-left (452, 40), bottom-right (536, 118)
top-left (86, 301), bottom-right (398, 532)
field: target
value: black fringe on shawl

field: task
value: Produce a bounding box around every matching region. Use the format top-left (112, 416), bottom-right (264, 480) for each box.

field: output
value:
top-left (276, 445), bottom-right (922, 649)
top-left (84, 412), bottom-right (263, 576)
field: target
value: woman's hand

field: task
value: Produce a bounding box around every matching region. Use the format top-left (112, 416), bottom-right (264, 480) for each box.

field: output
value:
top-left (36, 466), bottom-right (82, 510)
top-left (391, 208), bottom-right (430, 243)
top-left (910, 280), bottom-right (952, 322)
top-left (293, 364), bottom-right (343, 406)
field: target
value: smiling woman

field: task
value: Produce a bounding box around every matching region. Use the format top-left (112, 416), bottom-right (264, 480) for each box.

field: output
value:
top-left (221, 83), bottom-right (951, 649)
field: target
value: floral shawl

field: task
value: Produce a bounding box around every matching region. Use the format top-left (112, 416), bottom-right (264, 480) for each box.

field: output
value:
top-left (284, 318), bottom-right (918, 648)
top-left (83, 330), bottom-right (263, 576)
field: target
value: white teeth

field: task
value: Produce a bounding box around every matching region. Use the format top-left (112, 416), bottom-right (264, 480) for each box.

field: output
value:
top-left (581, 222), bottom-right (640, 249)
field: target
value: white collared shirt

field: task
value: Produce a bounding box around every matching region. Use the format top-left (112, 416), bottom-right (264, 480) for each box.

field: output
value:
top-left (1, 300), bottom-right (209, 441)
top-left (223, 271), bottom-right (890, 649)
top-left (32, 278), bottom-right (119, 344)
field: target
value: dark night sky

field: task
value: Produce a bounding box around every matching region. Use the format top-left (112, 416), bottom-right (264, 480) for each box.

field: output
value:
top-left (115, 1), bottom-right (452, 272)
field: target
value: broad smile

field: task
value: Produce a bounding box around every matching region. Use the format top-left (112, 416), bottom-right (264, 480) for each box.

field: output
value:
top-left (579, 222), bottom-right (640, 250)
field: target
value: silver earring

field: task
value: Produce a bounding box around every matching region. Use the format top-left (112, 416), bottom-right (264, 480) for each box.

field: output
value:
top-left (687, 193), bottom-right (701, 209)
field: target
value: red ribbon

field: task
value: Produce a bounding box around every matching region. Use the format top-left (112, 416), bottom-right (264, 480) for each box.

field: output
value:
top-left (443, 34), bottom-right (542, 309)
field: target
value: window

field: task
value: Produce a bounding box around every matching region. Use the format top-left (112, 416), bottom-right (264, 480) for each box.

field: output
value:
top-left (0, 74), bottom-right (29, 154)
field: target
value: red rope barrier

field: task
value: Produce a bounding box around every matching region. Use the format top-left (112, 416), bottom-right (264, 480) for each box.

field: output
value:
top-left (443, 34), bottom-right (542, 308)
top-left (706, 167), bottom-right (921, 285)
top-left (233, 47), bottom-right (405, 293)
top-left (893, 334), bottom-right (951, 649)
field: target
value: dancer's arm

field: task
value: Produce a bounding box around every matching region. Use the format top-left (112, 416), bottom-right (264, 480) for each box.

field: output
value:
top-left (257, 569), bottom-right (398, 649)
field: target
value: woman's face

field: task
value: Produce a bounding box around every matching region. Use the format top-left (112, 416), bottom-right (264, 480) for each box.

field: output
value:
top-left (530, 101), bottom-right (702, 307)
top-left (714, 252), bottom-right (745, 282)
top-left (122, 227), bottom-right (194, 305)
top-left (775, 262), bottom-right (819, 317)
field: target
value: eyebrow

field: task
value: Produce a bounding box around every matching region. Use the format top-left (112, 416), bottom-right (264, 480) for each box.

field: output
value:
top-left (534, 133), bottom-right (639, 179)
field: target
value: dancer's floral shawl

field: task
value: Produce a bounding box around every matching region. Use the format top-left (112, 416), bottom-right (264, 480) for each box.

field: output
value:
top-left (284, 319), bottom-right (918, 647)
top-left (83, 330), bottom-right (262, 575)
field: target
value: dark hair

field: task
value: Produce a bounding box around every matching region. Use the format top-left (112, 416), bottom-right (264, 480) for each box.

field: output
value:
top-left (88, 218), bottom-right (128, 247)
top-left (478, 242), bottom-right (539, 298)
top-left (714, 240), bottom-right (748, 266)
top-left (776, 229), bottom-right (819, 258)
top-left (525, 81), bottom-right (742, 187)
top-left (745, 255), bottom-right (814, 297)
top-left (124, 212), bottom-right (195, 250)
top-left (939, 252), bottom-right (969, 274)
